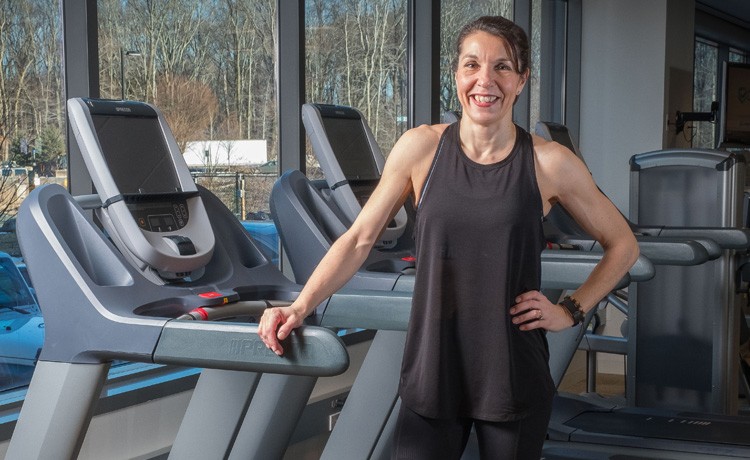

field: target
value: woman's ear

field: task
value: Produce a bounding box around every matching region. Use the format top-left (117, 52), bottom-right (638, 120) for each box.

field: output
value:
top-left (517, 68), bottom-right (530, 94)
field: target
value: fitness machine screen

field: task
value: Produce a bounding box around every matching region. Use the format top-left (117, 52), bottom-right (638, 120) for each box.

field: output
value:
top-left (321, 115), bottom-right (380, 182)
top-left (92, 114), bottom-right (181, 194)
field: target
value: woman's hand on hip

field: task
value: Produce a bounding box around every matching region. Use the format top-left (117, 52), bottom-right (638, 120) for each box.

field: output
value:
top-left (510, 290), bottom-right (575, 332)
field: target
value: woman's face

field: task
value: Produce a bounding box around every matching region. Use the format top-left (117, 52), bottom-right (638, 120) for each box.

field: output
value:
top-left (455, 31), bottom-right (528, 126)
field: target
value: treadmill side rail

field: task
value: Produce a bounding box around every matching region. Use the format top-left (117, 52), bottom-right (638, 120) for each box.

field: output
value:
top-left (320, 290), bottom-right (413, 331)
top-left (154, 321), bottom-right (349, 377)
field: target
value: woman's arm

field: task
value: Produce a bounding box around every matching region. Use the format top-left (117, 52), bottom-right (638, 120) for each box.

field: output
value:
top-left (258, 125), bottom-right (441, 354)
top-left (511, 137), bottom-right (639, 332)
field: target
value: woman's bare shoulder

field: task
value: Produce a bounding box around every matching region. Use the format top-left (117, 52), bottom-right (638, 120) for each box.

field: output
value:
top-left (389, 123), bottom-right (449, 165)
top-left (531, 133), bottom-right (583, 177)
top-left (402, 123), bottom-right (449, 148)
top-left (532, 134), bottom-right (570, 162)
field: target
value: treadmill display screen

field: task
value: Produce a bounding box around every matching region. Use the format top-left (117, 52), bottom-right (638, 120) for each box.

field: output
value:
top-left (92, 115), bottom-right (181, 194)
top-left (321, 116), bottom-right (380, 181)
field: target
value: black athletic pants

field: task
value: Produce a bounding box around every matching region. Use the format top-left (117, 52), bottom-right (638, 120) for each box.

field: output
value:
top-left (391, 403), bottom-right (552, 460)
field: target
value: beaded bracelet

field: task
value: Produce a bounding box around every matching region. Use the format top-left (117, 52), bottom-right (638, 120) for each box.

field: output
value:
top-left (559, 295), bottom-right (585, 326)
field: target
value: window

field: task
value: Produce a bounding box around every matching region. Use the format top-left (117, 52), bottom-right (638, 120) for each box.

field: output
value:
top-left (693, 38), bottom-right (718, 148)
top-left (729, 49), bottom-right (747, 64)
top-left (305, 0), bottom-right (408, 179)
top-left (0, 0), bottom-right (63, 393)
top-left (97, 0), bottom-right (278, 228)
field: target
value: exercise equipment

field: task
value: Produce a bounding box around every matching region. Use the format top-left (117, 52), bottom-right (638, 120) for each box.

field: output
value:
top-left (302, 103), bottom-right (410, 251)
top-left (630, 149), bottom-right (750, 414)
top-left (5, 98), bottom-right (414, 460)
top-left (535, 121), bottom-right (750, 458)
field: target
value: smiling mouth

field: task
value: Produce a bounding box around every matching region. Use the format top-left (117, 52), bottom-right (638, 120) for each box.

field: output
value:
top-left (472, 95), bottom-right (498, 104)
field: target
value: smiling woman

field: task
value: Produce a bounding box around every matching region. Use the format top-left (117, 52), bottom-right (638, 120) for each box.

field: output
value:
top-left (439, 0), bottom-right (514, 115)
top-left (259, 14), bottom-right (638, 459)
top-left (454, 30), bottom-right (528, 142)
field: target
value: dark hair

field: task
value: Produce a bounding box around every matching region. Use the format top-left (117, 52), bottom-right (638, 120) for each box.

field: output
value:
top-left (452, 16), bottom-right (530, 75)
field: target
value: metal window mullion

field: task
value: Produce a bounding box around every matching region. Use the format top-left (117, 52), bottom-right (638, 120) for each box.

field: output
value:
top-left (61, 0), bottom-right (99, 196)
top-left (408, 0), bottom-right (440, 128)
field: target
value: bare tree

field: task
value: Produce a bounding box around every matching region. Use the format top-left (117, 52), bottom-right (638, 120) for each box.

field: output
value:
top-left (0, 0), bottom-right (64, 234)
top-left (306, 0), bottom-right (407, 155)
top-left (155, 75), bottom-right (220, 152)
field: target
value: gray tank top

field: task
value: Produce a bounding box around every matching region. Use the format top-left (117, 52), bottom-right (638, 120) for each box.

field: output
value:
top-left (398, 122), bottom-right (555, 422)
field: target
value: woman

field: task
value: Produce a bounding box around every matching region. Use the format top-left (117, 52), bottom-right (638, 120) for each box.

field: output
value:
top-left (259, 16), bottom-right (638, 459)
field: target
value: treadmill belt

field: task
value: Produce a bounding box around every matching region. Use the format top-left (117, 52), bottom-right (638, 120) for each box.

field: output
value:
top-left (567, 411), bottom-right (750, 446)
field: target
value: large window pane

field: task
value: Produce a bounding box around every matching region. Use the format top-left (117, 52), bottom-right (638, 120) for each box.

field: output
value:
top-left (439, 0), bottom-right (514, 116)
top-left (305, 0), bottom-right (408, 179)
top-left (0, 0), bottom-right (62, 393)
top-left (97, 0), bottom-right (278, 261)
top-left (693, 39), bottom-right (718, 149)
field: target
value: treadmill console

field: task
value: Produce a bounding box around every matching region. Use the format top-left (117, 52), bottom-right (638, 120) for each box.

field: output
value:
top-left (302, 103), bottom-right (408, 249)
top-left (68, 98), bottom-right (214, 279)
top-left (317, 105), bottom-right (381, 183)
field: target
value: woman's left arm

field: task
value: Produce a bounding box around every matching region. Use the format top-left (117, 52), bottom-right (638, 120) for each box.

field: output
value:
top-left (511, 137), bottom-right (639, 332)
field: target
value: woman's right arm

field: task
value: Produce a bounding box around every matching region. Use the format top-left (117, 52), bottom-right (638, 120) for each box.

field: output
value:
top-left (258, 125), bottom-right (438, 355)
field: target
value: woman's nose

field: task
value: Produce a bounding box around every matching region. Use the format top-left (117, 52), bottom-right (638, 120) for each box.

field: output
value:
top-left (476, 68), bottom-right (495, 88)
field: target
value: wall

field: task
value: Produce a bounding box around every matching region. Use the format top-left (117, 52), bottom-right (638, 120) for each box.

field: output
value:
top-left (579, 0), bottom-right (695, 214)
top-left (664, 0), bottom-right (697, 151)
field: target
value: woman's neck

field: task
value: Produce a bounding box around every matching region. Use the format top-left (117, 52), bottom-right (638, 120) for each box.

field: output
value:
top-left (458, 118), bottom-right (517, 164)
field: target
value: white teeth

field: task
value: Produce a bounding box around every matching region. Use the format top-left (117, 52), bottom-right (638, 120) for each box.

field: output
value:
top-left (474, 95), bottom-right (497, 103)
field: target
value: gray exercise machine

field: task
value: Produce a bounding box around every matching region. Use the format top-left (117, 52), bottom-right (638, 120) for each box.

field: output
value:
top-left (537, 122), bottom-right (750, 414)
top-left (630, 148), bottom-right (750, 414)
top-left (535, 121), bottom-right (750, 458)
top-left (302, 103), bottom-right (411, 251)
top-left (5, 98), bottom-right (414, 460)
top-left (271, 105), bottom-right (654, 459)
top-left (537, 121), bottom-right (722, 394)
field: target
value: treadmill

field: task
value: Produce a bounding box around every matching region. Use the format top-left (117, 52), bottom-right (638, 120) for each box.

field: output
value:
top-left (5, 98), bottom-right (415, 460)
top-left (535, 121), bottom-right (750, 458)
top-left (271, 104), bottom-right (654, 459)
top-left (301, 103), bottom-right (411, 252)
top-left (537, 121), bottom-right (724, 393)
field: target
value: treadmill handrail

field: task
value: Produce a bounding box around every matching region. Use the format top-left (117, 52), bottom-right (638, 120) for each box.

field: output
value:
top-left (154, 321), bottom-right (349, 377)
top-left (549, 234), bottom-right (713, 266)
top-left (633, 235), bottom-right (721, 261)
top-left (630, 148), bottom-right (745, 170)
top-left (540, 249), bottom-right (652, 288)
top-left (634, 226), bottom-right (750, 250)
top-left (319, 290), bottom-right (413, 331)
